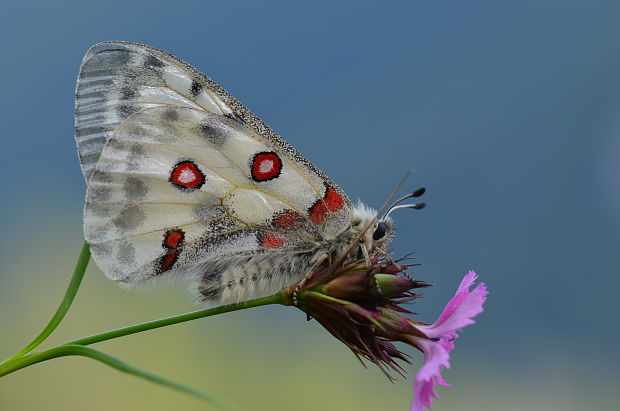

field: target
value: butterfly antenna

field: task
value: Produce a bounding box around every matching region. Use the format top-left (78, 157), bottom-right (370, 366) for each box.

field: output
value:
top-left (383, 201), bottom-right (426, 220)
top-left (332, 170), bottom-right (414, 268)
top-left (382, 187), bottom-right (426, 220)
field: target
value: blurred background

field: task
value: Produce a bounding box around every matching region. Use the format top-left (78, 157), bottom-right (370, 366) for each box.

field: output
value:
top-left (0, 1), bottom-right (618, 410)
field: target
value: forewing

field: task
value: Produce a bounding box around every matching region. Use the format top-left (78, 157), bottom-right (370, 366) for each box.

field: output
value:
top-left (76, 42), bottom-right (353, 301)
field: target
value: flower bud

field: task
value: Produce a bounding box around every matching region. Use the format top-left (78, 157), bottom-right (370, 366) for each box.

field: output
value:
top-left (284, 257), bottom-right (434, 379)
top-left (319, 269), bottom-right (376, 301)
top-left (374, 273), bottom-right (416, 297)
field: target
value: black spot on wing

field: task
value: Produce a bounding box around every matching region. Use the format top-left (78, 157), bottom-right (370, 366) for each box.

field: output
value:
top-left (117, 104), bottom-right (139, 119)
top-left (123, 177), bottom-right (149, 201)
top-left (112, 205), bottom-right (145, 230)
top-left (144, 55), bottom-right (165, 69)
top-left (90, 186), bottom-right (112, 203)
top-left (88, 203), bottom-right (111, 218)
top-left (120, 86), bottom-right (138, 101)
top-left (117, 241), bottom-right (136, 266)
top-left (224, 112), bottom-right (243, 124)
top-left (195, 120), bottom-right (228, 146)
top-left (190, 80), bottom-right (203, 97)
top-left (162, 107), bottom-right (180, 122)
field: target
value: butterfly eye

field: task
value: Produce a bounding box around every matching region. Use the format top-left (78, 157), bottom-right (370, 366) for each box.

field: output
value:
top-left (372, 222), bottom-right (387, 241)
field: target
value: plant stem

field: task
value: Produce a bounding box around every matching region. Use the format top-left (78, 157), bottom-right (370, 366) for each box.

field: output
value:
top-left (0, 242), bottom-right (90, 365)
top-left (68, 292), bottom-right (286, 346)
top-left (0, 292), bottom-right (286, 378)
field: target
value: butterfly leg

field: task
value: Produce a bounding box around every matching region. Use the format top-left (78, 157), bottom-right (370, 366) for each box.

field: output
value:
top-left (360, 243), bottom-right (372, 268)
top-left (375, 246), bottom-right (396, 265)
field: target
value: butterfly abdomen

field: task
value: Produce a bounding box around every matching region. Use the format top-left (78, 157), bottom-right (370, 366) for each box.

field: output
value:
top-left (194, 251), bottom-right (317, 304)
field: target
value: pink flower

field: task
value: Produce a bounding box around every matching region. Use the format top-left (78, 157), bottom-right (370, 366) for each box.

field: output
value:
top-left (283, 256), bottom-right (487, 410)
top-left (410, 270), bottom-right (489, 411)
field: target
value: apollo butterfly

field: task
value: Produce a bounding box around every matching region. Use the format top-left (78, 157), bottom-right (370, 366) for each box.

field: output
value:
top-left (75, 42), bottom-right (424, 305)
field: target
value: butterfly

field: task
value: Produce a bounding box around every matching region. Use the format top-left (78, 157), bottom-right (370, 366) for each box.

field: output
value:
top-left (75, 41), bottom-right (424, 305)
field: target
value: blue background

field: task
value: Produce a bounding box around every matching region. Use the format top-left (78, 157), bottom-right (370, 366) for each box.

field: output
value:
top-left (0, 1), bottom-right (617, 410)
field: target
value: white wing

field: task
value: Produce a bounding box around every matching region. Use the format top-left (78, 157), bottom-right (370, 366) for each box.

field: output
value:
top-left (75, 42), bottom-right (353, 303)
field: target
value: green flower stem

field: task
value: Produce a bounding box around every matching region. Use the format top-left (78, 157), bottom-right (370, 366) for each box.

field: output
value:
top-left (67, 292), bottom-right (287, 347)
top-left (0, 292), bottom-right (287, 378)
top-left (0, 242), bottom-right (91, 365)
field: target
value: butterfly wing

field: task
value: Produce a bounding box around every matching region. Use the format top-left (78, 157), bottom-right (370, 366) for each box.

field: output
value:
top-left (76, 41), bottom-right (352, 303)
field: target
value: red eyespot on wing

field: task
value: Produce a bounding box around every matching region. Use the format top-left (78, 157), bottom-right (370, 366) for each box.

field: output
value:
top-left (310, 201), bottom-right (328, 224)
top-left (163, 229), bottom-right (185, 249)
top-left (324, 187), bottom-right (345, 212)
top-left (261, 232), bottom-right (286, 248)
top-left (159, 250), bottom-right (180, 273)
top-left (309, 186), bottom-right (345, 224)
top-left (273, 210), bottom-right (304, 228)
top-left (251, 152), bottom-right (282, 182)
top-left (170, 160), bottom-right (205, 189)
top-left (158, 229), bottom-right (186, 273)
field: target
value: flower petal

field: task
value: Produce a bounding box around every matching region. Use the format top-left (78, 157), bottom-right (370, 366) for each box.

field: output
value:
top-left (410, 338), bottom-right (450, 411)
top-left (411, 271), bottom-right (488, 410)
top-left (421, 270), bottom-right (488, 339)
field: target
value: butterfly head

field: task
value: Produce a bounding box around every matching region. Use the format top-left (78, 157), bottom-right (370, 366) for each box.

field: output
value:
top-left (350, 203), bottom-right (395, 252)
top-left (348, 186), bottom-right (427, 255)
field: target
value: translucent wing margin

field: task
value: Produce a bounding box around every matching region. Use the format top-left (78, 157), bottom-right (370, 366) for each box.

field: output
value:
top-left (76, 41), bottom-right (233, 181)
